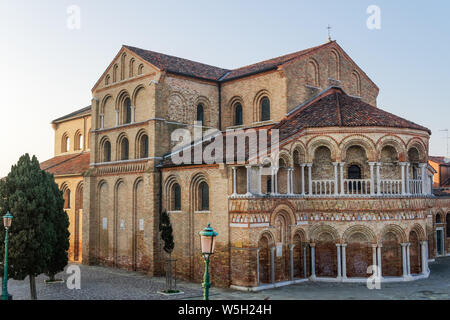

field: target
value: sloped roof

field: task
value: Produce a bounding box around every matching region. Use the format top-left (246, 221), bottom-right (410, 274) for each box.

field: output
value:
top-left (52, 105), bottom-right (91, 124)
top-left (161, 87), bottom-right (431, 168)
top-left (40, 152), bottom-right (90, 176)
top-left (274, 87), bottom-right (431, 139)
top-left (124, 41), bottom-right (336, 82)
top-left (124, 45), bottom-right (230, 81)
top-left (429, 156), bottom-right (450, 165)
top-left (221, 42), bottom-right (334, 81)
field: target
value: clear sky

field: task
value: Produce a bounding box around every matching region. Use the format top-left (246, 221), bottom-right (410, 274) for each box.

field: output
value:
top-left (1, 0), bottom-right (449, 176)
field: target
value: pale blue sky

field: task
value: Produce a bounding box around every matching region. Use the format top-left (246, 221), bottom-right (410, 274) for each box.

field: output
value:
top-left (1, 0), bottom-right (449, 176)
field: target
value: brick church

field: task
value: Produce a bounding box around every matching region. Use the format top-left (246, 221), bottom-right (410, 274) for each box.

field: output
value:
top-left (41, 40), bottom-right (450, 290)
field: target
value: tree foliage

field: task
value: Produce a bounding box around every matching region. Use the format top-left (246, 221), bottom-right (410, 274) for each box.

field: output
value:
top-left (159, 211), bottom-right (174, 254)
top-left (0, 154), bottom-right (70, 297)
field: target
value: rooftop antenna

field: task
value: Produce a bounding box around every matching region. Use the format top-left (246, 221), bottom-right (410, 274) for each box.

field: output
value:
top-left (327, 24), bottom-right (332, 42)
top-left (439, 129), bottom-right (449, 158)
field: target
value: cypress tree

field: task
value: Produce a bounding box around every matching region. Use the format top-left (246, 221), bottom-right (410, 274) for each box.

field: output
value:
top-left (0, 154), bottom-right (68, 299)
top-left (44, 171), bottom-right (70, 282)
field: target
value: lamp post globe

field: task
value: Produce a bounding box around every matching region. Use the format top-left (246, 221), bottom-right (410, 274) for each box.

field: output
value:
top-left (1, 212), bottom-right (13, 301)
top-left (199, 224), bottom-right (218, 300)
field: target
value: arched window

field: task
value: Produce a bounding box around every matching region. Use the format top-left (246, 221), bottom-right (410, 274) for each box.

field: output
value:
top-left (123, 98), bottom-right (132, 124)
top-left (197, 104), bottom-right (204, 124)
top-left (234, 103), bottom-right (243, 126)
top-left (113, 64), bottom-right (118, 83)
top-left (351, 71), bottom-right (361, 96)
top-left (199, 181), bottom-right (209, 211)
top-left (173, 183), bottom-right (181, 211)
top-left (103, 141), bottom-right (111, 162)
top-left (74, 131), bottom-right (83, 151)
top-left (348, 165), bottom-right (362, 179)
top-left (139, 134), bottom-right (149, 158)
top-left (266, 177), bottom-right (272, 194)
top-left (129, 58), bottom-right (135, 77)
top-left (436, 213), bottom-right (442, 224)
top-left (63, 188), bottom-right (71, 209)
top-left (120, 137), bottom-right (129, 160)
top-left (260, 97), bottom-right (270, 121)
top-left (138, 64), bottom-right (144, 75)
top-left (62, 133), bottom-right (70, 153)
top-left (105, 74), bottom-right (110, 86)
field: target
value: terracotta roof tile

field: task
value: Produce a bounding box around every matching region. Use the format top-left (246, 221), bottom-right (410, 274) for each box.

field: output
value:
top-left (161, 87), bottom-right (431, 168)
top-left (52, 105), bottom-right (91, 123)
top-left (40, 152), bottom-right (90, 176)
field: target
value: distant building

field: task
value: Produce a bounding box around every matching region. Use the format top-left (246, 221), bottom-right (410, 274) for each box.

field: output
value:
top-left (429, 156), bottom-right (450, 195)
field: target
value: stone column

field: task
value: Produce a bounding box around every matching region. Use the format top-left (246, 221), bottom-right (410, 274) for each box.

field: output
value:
top-left (377, 245), bottom-right (382, 277)
top-left (419, 163), bottom-right (427, 195)
top-left (257, 166), bottom-right (262, 196)
top-left (115, 109), bottom-right (119, 126)
top-left (371, 244), bottom-right (377, 267)
top-left (232, 167), bottom-right (237, 196)
top-left (406, 243), bottom-right (411, 276)
top-left (406, 163), bottom-right (411, 194)
top-left (100, 114), bottom-right (104, 129)
top-left (270, 247), bottom-right (276, 284)
top-left (333, 162), bottom-right (339, 196)
top-left (287, 168), bottom-right (294, 195)
top-left (376, 162), bottom-right (381, 195)
top-left (300, 164), bottom-right (306, 196)
top-left (369, 162), bottom-right (376, 195)
top-left (307, 164), bottom-right (313, 195)
top-left (336, 244), bottom-right (342, 279)
top-left (131, 106), bottom-right (136, 123)
top-left (245, 165), bottom-right (252, 196)
top-left (256, 248), bottom-right (260, 286)
top-left (399, 162), bottom-right (407, 195)
top-left (303, 244), bottom-right (308, 278)
top-left (310, 243), bottom-right (316, 278)
top-left (420, 241), bottom-right (427, 275)
top-left (339, 162), bottom-right (345, 195)
top-left (289, 244), bottom-right (295, 280)
top-left (272, 166), bottom-right (279, 195)
top-left (401, 243), bottom-right (408, 277)
top-left (341, 244), bottom-right (347, 279)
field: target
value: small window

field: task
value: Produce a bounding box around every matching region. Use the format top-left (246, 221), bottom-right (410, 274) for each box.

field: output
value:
top-left (140, 134), bottom-right (149, 158)
top-left (63, 189), bottom-right (71, 209)
top-left (348, 165), bottom-right (362, 179)
top-left (173, 184), bottom-right (181, 211)
top-left (138, 64), bottom-right (144, 75)
top-left (197, 104), bottom-right (204, 124)
top-left (436, 214), bottom-right (441, 224)
top-left (260, 97), bottom-right (270, 121)
top-left (199, 181), bottom-right (209, 211)
top-left (266, 177), bottom-right (272, 194)
top-left (234, 103), bottom-right (243, 126)
top-left (62, 134), bottom-right (70, 153)
top-left (103, 141), bottom-right (111, 162)
top-left (124, 98), bottom-right (132, 124)
top-left (121, 138), bottom-right (129, 160)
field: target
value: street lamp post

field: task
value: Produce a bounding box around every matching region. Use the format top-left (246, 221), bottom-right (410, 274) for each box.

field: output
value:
top-left (199, 224), bottom-right (218, 301)
top-left (1, 212), bottom-right (13, 301)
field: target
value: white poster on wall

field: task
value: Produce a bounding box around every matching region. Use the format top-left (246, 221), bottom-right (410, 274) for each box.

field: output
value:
top-left (102, 218), bottom-right (107, 230)
top-left (120, 220), bottom-right (125, 230)
top-left (139, 219), bottom-right (144, 231)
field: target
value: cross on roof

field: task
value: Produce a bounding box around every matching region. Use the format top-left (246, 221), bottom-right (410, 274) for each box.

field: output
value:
top-left (327, 24), bottom-right (332, 42)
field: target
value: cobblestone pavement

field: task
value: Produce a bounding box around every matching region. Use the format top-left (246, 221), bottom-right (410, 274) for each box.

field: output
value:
top-left (203, 256), bottom-right (450, 300)
top-left (7, 257), bottom-right (450, 300)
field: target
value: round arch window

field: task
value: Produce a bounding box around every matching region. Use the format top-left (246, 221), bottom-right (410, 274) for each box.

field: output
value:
top-left (348, 165), bottom-right (361, 180)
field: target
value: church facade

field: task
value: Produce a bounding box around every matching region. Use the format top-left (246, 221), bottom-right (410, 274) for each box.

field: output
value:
top-left (43, 40), bottom-right (450, 290)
